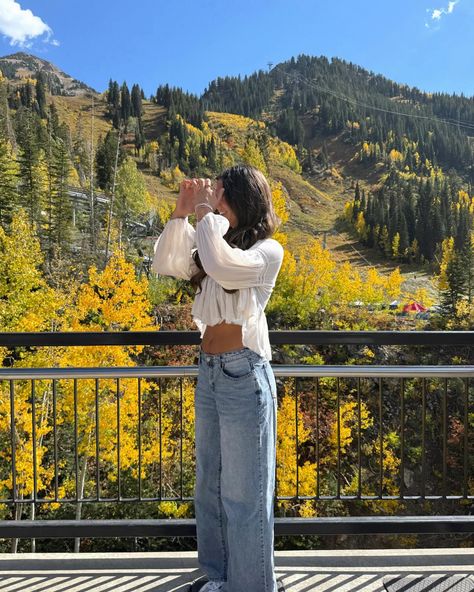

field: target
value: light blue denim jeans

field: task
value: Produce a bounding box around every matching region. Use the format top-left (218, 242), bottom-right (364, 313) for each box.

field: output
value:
top-left (194, 346), bottom-right (278, 592)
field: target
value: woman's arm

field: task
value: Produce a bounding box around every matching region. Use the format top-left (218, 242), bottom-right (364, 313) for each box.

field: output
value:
top-left (151, 217), bottom-right (198, 280)
top-left (195, 212), bottom-right (284, 290)
top-left (151, 180), bottom-right (199, 280)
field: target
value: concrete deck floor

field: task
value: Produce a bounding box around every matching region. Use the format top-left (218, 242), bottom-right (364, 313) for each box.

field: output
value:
top-left (0, 548), bottom-right (473, 591)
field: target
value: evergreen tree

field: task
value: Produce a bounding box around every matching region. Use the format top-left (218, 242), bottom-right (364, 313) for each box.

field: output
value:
top-left (134, 120), bottom-right (145, 156)
top-left (35, 72), bottom-right (47, 119)
top-left (19, 81), bottom-right (35, 108)
top-left (46, 138), bottom-right (73, 256)
top-left (131, 84), bottom-right (143, 119)
top-left (440, 249), bottom-right (468, 316)
top-left (455, 204), bottom-right (471, 251)
top-left (460, 240), bottom-right (474, 305)
top-left (398, 211), bottom-right (409, 255)
top-left (15, 109), bottom-right (46, 226)
top-left (107, 79), bottom-right (121, 127)
top-left (0, 138), bottom-right (19, 224)
top-left (96, 130), bottom-right (122, 191)
top-left (120, 82), bottom-right (131, 123)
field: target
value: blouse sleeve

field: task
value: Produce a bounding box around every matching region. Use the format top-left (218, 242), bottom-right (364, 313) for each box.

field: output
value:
top-left (151, 217), bottom-right (198, 280)
top-left (195, 212), bottom-right (284, 290)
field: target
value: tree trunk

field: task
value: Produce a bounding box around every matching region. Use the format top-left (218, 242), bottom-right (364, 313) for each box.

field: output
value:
top-left (104, 127), bottom-right (122, 267)
top-left (10, 497), bottom-right (22, 553)
top-left (89, 95), bottom-right (96, 254)
top-left (74, 430), bottom-right (93, 553)
top-left (30, 502), bottom-right (36, 553)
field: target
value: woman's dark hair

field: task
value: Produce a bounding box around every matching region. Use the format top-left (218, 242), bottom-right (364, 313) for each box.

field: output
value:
top-left (190, 164), bottom-right (280, 293)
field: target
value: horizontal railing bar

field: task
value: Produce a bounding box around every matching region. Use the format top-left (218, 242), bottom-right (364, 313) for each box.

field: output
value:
top-left (0, 365), bottom-right (472, 380)
top-left (275, 516), bottom-right (474, 536)
top-left (0, 330), bottom-right (472, 347)
top-left (276, 495), bottom-right (474, 501)
top-left (3, 495), bottom-right (474, 504)
top-left (1, 516), bottom-right (474, 538)
top-left (0, 497), bottom-right (195, 504)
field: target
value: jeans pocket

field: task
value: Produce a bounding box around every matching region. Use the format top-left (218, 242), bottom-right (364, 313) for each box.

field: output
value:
top-left (220, 356), bottom-right (253, 381)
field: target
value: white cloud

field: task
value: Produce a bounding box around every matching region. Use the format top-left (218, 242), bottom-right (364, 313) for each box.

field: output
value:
top-left (447, 1), bottom-right (457, 13)
top-left (0, 0), bottom-right (58, 47)
top-left (431, 0), bottom-right (459, 20)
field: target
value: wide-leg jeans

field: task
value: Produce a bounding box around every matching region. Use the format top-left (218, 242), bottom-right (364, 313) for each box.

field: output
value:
top-left (194, 347), bottom-right (278, 592)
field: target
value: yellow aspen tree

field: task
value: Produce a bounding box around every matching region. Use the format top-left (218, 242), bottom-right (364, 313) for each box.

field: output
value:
top-left (329, 262), bottom-right (363, 306)
top-left (0, 209), bottom-right (64, 334)
top-left (392, 232), bottom-right (400, 259)
top-left (436, 237), bottom-right (455, 291)
top-left (155, 197), bottom-right (174, 225)
top-left (327, 401), bottom-right (372, 465)
top-left (276, 386), bottom-right (316, 514)
top-left (268, 140), bottom-right (302, 173)
top-left (0, 210), bottom-right (66, 516)
top-left (271, 181), bottom-right (289, 226)
top-left (379, 225), bottom-right (391, 258)
top-left (160, 165), bottom-right (185, 191)
top-left (409, 238), bottom-right (420, 262)
top-left (388, 149), bottom-right (403, 163)
top-left (410, 287), bottom-right (435, 309)
top-left (355, 211), bottom-right (368, 241)
top-left (239, 138), bottom-right (268, 174)
top-left (384, 268), bottom-right (403, 302)
top-left (361, 268), bottom-right (391, 305)
top-left (269, 239), bottom-right (336, 323)
top-left (0, 138), bottom-right (20, 216)
top-left (343, 201), bottom-right (354, 223)
top-left (115, 157), bottom-right (154, 222)
top-left (51, 248), bottom-right (157, 508)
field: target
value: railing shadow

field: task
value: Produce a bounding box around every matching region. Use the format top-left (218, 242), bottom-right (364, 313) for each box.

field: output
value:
top-left (1, 552), bottom-right (474, 592)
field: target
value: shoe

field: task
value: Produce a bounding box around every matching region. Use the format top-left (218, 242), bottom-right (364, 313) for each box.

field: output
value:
top-left (277, 578), bottom-right (286, 592)
top-left (197, 580), bottom-right (225, 592)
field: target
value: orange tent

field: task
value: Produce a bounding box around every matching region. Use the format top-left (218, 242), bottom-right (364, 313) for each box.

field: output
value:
top-left (402, 301), bottom-right (427, 313)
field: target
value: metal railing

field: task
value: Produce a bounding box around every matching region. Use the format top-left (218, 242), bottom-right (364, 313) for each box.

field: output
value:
top-left (0, 331), bottom-right (472, 540)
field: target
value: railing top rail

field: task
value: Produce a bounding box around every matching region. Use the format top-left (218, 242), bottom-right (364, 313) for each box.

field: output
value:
top-left (0, 330), bottom-right (472, 347)
top-left (0, 365), bottom-right (472, 380)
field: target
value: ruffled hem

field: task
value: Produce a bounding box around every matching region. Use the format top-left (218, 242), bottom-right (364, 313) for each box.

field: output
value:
top-left (190, 276), bottom-right (272, 360)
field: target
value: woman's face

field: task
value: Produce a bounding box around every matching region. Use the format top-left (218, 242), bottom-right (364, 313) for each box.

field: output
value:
top-left (214, 179), bottom-right (238, 228)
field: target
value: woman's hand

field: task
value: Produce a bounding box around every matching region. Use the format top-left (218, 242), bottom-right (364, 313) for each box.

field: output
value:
top-left (171, 179), bottom-right (196, 218)
top-left (190, 178), bottom-right (218, 210)
top-left (188, 179), bottom-right (220, 222)
top-left (171, 178), bottom-right (218, 220)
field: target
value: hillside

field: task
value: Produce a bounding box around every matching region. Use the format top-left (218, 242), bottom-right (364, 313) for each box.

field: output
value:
top-left (1, 51), bottom-right (472, 303)
top-left (50, 94), bottom-right (112, 145)
top-left (0, 52), bottom-right (96, 96)
top-left (202, 55), bottom-right (474, 177)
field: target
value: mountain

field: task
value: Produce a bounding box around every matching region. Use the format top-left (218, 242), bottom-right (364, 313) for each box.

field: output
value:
top-left (0, 51), bottom-right (471, 295)
top-left (0, 52), bottom-right (96, 96)
top-left (201, 55), bottom-right (474, 177)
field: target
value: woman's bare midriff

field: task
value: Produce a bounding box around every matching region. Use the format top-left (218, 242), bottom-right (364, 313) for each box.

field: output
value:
top-left (201, 322), bottom-right (244, 354)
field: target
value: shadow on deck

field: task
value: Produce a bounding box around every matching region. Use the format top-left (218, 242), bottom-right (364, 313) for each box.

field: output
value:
top-left (0, 548), bottom-right (473, 591)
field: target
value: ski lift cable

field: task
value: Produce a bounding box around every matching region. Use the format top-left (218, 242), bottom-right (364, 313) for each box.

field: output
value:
top-left (330, 227), bottom-right (376, 267)
top-left (285, 69), bottom-right (474, 131)
top-left (283, 70), bottom-right (474, 133)
top-left (202, 66), bottom-right (474, 130)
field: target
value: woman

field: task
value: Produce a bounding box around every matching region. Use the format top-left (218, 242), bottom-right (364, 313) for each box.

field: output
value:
top-left (152, 165), bottom-right (285, 592)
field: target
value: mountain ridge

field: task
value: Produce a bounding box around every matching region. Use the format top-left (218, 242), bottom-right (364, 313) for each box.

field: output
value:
top-left (0, 51), bottom-right (471, 300)
top-left (0, 51), bottom-right (97, 96)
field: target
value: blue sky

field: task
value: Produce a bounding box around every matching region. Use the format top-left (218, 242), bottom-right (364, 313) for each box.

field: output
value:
top-left (0, 0), bottom-right (473, 98)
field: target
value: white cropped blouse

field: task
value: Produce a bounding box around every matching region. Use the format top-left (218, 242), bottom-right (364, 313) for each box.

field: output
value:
top-left (151, 212), bottom-right (284, 360)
